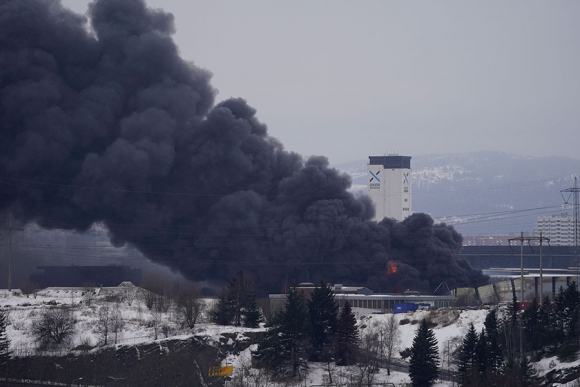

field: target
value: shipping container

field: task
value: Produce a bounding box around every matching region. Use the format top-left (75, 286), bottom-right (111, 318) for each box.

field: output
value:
top-left (394, 303), bottom-right (418, 314)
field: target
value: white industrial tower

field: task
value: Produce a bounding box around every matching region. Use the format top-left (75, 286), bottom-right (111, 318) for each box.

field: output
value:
top-left (367, 155), bottom-right (412, 221)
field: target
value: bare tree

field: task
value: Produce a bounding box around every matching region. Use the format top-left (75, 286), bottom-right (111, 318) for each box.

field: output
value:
top-left (140, 272), bottom-right (173, 312)
top-left (110, 304), bottom-right (124, 344)
top-left (20, 280), bottom-right (38, 299)
top-left (151, 308), bottom-right (163, 340)
top-left (82, 282), bottom-right (97, 306)
top-left (176, 282), bottom-right (205, 329)
top-left (381, 313), bottom-right (401, 376)
top-left (123, 285), bottom-right (137, 306)
top-left (31, 307), bottom-right (76, 350)
top-left (141, 288), bottom-right (157, 310)
top-left (230, 350), bottom-right (275, 387)
top-left (356, 320), bottom-right (381, 386)
top-left (95, 306), bottom-right (111, 346)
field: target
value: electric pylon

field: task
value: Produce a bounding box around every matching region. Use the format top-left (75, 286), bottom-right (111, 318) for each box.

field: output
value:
top-left (561, 176), bottom-right (579, 280)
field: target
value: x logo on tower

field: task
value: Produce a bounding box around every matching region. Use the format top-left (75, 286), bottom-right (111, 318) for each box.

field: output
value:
top-left (369, 170), bottom-right (381, 189)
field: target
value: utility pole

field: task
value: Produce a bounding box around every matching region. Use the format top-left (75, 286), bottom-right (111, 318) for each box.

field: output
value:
top-left (561, 176), bottom-right (579, 282)
top-left (1, 214), bottom-right (24, 292)
top-left (508, 233), bottom-right (551, 302)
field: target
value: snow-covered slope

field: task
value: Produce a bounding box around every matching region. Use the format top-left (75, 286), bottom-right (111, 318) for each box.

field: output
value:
top-left (2, 290), bottom-right (580, 386)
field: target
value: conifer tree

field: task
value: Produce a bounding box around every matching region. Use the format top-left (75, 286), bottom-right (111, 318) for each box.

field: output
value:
top-left (483, 310), bottom-right (503, 374)
top-left (229, 270), bottom-right (255, 326)
top-left (307, 280), bottom-right (338, 362)
top-left (409, 319), bottom-right (439, 387)
top-left (522, 298), bottom-right (542, 353)
top-left (254, 287), bottom-right (308, 378)
top-left (518, 356), bottom-right (537, 386)
top-left (458, 323), bottom-right (478, 384)
top-left (243, 299), bottom-right (263, 328)
top-left (563, 281), bottom-right (580, 343)
top-left (253, 313), bottom-right (285, 374)
top-left (552, 286), bottom-right (567, 349)
top-left (211, 270), bottom-right (256, 326)
top-left (0, 310), bottom-right (10, 370)
top-left (335, 301), bottom-right (360, 366)
top-left (539, 296), bottom-right (556, 351)
top-left (281, 287), bottom-right (309, 377)
top-left (503, 295), bottom-right (520, 359)
top-left (474, 328), bottom-right (488, 379)
top-left (210, 288), bottom-right (234, 325)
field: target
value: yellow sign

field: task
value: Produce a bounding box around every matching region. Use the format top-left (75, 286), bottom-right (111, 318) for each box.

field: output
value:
top-left (208, 366), bottom-right (233, 377)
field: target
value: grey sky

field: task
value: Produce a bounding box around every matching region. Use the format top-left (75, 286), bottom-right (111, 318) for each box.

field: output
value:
top-left (63, 0), bottom-right (580, 164)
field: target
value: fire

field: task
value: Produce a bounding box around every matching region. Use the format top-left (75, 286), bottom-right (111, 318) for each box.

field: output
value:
top-left (386, 260), bottom-right (398, 275)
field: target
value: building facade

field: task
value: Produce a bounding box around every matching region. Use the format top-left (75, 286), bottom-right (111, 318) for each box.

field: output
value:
top-left (269, 283), bottom-right (454, 317)
top-left (367, 155), bottom-right (412, 221)
top-left (534, 213), bottom-right (575, 246)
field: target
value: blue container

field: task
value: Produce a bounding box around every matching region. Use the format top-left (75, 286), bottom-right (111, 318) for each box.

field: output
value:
top-left (394, 303), bottom-right (418, 314)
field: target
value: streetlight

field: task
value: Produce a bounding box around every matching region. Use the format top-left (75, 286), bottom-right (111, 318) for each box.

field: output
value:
top-left (72, 377), bottom-right (83, 386)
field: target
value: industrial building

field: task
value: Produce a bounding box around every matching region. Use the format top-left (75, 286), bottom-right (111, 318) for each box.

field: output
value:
top-left (366, 155), bottom-right (412, 221)
top-left (269, 283), bottom-right (454, 317)
top-left (460, 245), bottom-right (580, 302)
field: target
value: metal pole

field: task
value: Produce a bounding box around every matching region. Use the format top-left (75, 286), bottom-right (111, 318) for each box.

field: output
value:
top-left (8, 215), bottom-right (12, 292)
top-left (520, 231), bottom-right (524, 302)
top-left (540, 232), bottom-right (543, 302)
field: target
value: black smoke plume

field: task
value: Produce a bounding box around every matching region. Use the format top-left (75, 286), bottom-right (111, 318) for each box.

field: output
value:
top-left (0, 0), bottom-right (487, 294)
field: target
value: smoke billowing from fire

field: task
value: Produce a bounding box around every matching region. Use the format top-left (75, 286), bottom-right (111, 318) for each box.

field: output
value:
top-left (0, 0), bottom-right (487, 293)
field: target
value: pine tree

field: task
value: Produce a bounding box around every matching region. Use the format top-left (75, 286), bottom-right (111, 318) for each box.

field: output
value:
top-left (483, 309), bottom-right (503, 373)
top-left (335, 301), bottom-right (360, 366)
top-left (474, 328), bottom-right (488, 380)
top-left (254, 287), bottom-right (308, 378)
top-left (228, 270), bottom-right (255, 327)
top-left (278, 287), bottom-right (309, 377)
top-left (210, 270), bottom-right (256, 326)
top-left (503, 295), bottom-right (520, 359)
top-left (409, 319), bottom-right (439, 387)
top-left (210, 288), bottom-right (234, 325)
top-left (552, 286), bottom-right (567, 349)
top-left (243, 299), bottom-right (263, 328)
top-left (563, 281), bottom-right (580, 343)
top-left (253, 313), bottom-right (285, 374)
top-left (458, 323), bottom-right (478, 385)
top-left (539, 296), bottom-right (556, 351)
top-left (0, 310), bottom-right (10, 370)
top-left (307, 280), bottom-right (338, 362)
top-left (518, 356), bottom-right (536, 386)
top-left (522, 298), bottom-right (542, 353)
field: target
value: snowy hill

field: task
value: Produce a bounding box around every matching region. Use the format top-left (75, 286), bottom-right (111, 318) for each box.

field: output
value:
top-left (2, 289), bottom-right (580, 386)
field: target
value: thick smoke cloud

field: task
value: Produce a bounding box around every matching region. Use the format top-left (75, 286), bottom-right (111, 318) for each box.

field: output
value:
top-left (0, 0), bottom-right (488, 294)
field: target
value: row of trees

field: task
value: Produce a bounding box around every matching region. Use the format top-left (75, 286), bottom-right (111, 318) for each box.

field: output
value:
top-left (452, 291), bottom-right (580, 387)
top-left (251, 280), bottom-right (403, 383)
top-left (252, 283), bottom-right (358, 379)
top-left (211, 271), bottom-right (262, 328)
top-left (0, 310), bottom-right (10, 371)
top-left (404, 306), bottom-right (541, 387)
top-left (521, 282), bottom-right (580, 359)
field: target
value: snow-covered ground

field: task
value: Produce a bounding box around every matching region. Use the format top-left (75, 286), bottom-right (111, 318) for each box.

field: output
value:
top-left (1, 290), bottom-right (580, 386)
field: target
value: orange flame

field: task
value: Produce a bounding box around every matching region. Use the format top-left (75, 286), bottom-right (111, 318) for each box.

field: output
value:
top-left (386, 260), bottom-right (397, 275)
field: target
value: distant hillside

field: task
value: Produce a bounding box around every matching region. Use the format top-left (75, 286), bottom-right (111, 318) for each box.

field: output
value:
top-left (335, 152), bottom-right (580, 236)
